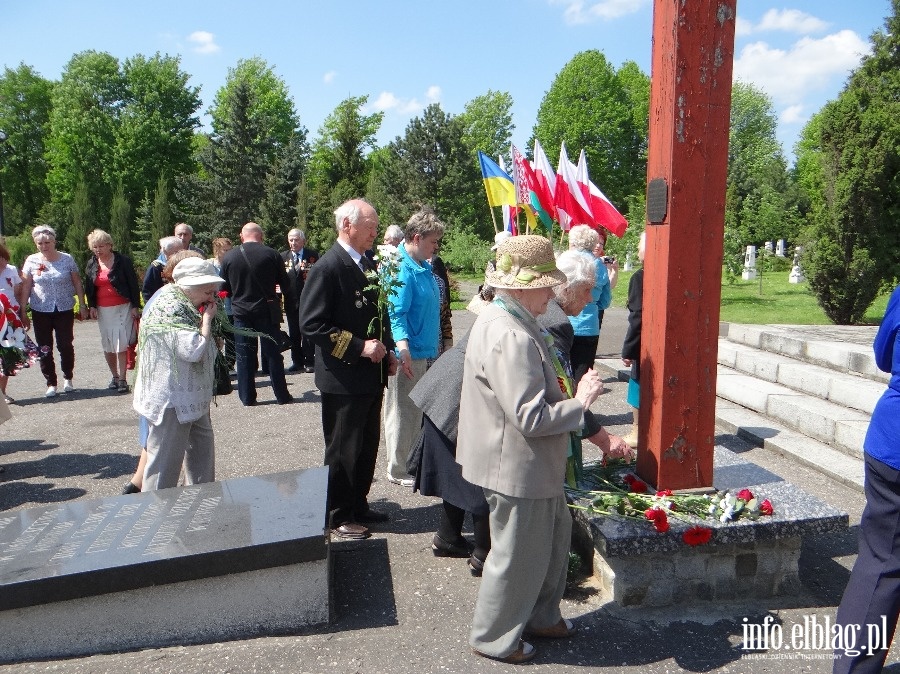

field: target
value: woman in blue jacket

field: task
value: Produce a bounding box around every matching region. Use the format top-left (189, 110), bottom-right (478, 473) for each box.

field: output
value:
top-left (834, 284), bottom-right (900, 673)
top-left (383, 207), bottom-right (445, 486)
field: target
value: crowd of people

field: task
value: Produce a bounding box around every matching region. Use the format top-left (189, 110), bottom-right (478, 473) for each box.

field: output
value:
top-left (0, 204), bottom-right (634, 665)
top-left (9, 200), bottom-right (896, 670)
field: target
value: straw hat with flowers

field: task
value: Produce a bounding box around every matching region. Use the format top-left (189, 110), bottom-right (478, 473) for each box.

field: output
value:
top-left (484, 235), bottom-right (566, 290)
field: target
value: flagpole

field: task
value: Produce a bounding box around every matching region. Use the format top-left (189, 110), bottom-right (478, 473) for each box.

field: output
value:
top-left (489, 206), bottom-right (500, 234)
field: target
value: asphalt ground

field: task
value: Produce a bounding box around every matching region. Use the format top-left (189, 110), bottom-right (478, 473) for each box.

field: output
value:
top-left (0, 306), bottom-right (896, 673)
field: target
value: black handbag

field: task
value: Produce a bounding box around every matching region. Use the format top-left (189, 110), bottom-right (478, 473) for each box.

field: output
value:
top-left (214, 353), bottom-right (233, 395)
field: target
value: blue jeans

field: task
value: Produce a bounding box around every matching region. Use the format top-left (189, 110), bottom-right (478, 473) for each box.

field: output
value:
top-left (233, 312), bottom-right (290, 405)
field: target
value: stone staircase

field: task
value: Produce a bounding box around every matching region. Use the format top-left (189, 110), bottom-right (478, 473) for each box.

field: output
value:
top-left (596, 324), bottom-right (886, 493)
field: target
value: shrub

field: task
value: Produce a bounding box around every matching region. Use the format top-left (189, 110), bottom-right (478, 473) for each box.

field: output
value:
top-left (440, 228), bottom-right (493, 273)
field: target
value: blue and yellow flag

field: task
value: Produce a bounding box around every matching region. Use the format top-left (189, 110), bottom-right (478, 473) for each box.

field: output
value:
top-left (478, 151), bottom-right (516, 208)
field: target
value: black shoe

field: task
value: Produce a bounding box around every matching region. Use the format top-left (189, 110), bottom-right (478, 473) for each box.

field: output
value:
top-left (303, 365), bottom-right (316, 373)
top-left (432, 533), bottom-right (473, 558)
top-left (355, 509), bottom-right (389, 524)
top-left (277, 395), bottom-right (294, 405)
top-left (122, 481), bottom-right (140, 495)
top-left (287, 364), bottom-right (302, 373)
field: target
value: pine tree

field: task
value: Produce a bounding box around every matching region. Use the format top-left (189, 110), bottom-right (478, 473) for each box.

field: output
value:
top-left (109, 181), bottom-right (131, 256)
top-left (201, 80), bottom-right (272, 238)
top-left (65, 178), bottom-right (93, 270)
top-left (260, 131), bottom-right (309, 242)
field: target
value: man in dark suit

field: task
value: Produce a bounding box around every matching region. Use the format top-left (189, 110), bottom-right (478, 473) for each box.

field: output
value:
top-left (299, 199), bottom-right (398, 540)
top-left (220, 222), bottom-right (294, 406)
top-left (281, 228), bottom-right (318, 373)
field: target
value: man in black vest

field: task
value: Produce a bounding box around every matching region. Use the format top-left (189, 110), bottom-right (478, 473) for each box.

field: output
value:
top-left (281, 228), bottom-right (318, 373)
top-left (299, 199), bottom-right (398, 539)
top-left (220, 222), bottom-right (293, 406)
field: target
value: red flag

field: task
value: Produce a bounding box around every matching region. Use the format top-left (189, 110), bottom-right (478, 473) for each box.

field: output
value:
top-left (576, 149), bottom-right (628, 237)
top-left (554, 142), bottom-right (594, 227)
top-left (532, 139), bottom-right (558, 223)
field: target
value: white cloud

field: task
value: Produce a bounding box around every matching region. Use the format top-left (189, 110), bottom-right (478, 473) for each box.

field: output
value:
top-left (780, 105), bottom-right (805, 125)
top-left (735, 17), bottom-right (753, 37)
top-left (549, 0), bottom-right (648, 25)
top-left (369, 87), bottom-right (442, 115)
top-left (733, 30), bottom-right (870, 106)
top-left (757, 9), bottom-right (829, 34)
top-left (188, 31), bottom-right (220, 54)
top-left (323, 70), bottom-right (336, 84)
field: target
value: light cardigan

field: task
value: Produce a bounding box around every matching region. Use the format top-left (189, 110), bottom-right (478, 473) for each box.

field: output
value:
top-left (456, 297), bottom-right (585, 499)
top-left (133, 284), bottom-right (217, 425)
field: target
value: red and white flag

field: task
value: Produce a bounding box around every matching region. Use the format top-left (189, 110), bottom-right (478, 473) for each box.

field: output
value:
top-left (576, 149), bottom-right (628, 237)
top-left (554, 142), bottom-right (594, 228)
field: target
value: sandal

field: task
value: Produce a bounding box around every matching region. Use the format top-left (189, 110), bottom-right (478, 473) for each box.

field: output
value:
top-left (473, 640), bottom-right (536, 665)
top-left (525, 618), bottom-right (576, 639)
top-left (467, 554), bottom-right (485, 577)
top-left (108, 377), bottom-right (119, 389)
top-left (117, 379), bottom-right (129, 393)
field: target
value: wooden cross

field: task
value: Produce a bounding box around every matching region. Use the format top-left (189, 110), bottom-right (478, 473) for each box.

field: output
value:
top-left (637, 0), bottom-right (737, 490)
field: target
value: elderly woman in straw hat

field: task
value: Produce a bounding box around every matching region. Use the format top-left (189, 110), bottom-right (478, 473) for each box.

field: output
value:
top-left (133, 257), bottom-right (223, 491)
top-left (457, 235), bottom-right (605, 665)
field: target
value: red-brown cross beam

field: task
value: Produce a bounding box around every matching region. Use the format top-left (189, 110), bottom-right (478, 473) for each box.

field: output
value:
top-left (637, 0), bottom-right (737, 490)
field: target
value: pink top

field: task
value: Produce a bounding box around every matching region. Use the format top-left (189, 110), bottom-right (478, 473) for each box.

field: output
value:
top-left (95, 268), bottom-right (128, 307)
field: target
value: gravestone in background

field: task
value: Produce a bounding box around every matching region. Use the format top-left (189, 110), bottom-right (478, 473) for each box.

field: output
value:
top-left (742, 245), bottom-right (757, 281)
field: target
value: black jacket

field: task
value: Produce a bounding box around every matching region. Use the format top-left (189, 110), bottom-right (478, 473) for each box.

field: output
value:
top-left (85, 252), bottom-right (141, 309)
top-left (280, 247), bottom-right (319, 312)
top-left (220, 242), bottom-right (292, 319)
top-left (298, 242), bottom-right (394, 395)
top-left (621, 268), bottom-right (644, 381)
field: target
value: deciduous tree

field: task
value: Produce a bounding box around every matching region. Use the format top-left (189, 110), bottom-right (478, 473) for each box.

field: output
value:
top-left (0, 63), bottom-right (53, 234)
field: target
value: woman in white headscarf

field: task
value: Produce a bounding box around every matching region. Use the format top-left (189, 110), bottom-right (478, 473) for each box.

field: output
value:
top-left (133, 257), bottom-right (223, 491)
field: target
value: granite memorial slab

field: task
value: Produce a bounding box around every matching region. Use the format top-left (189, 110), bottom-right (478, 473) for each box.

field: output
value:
top-left (0, 467), bottom-right (328, 611)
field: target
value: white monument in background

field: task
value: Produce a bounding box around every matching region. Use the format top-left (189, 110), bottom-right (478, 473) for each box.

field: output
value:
top-left (624, 251), bottom-right (633, 271)
top-left (789, 246), bottom-right (805, 284)
top-left (776, 239), bottom-right (786, 257)
top-left (742, 245), bottom-right (757, 280)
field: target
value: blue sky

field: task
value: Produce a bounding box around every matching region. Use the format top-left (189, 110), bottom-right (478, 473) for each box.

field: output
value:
top-left (1, 1), bottom-right (890, 163)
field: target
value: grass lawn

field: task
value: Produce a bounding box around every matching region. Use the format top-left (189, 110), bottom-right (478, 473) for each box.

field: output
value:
top-left (610, 269), bottom-right (891, 325)
top-left (450, 269), bottom-right (892, 325)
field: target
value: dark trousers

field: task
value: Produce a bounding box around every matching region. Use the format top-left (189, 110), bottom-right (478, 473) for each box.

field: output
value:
top-left (834, 453), bottom-right (900, 673)
top-left (570, 334), bottom-right (600, 386)
top-left (285, 304), bottom-right (314, 368)
top-left (234, 312), bottom-right (290, 405)
top-left (321, 391), bottom-right (383, 527)
top-left (32, 310), bottom-right (75, 386)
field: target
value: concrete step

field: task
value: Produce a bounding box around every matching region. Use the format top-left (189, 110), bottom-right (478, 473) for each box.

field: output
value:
top-left (716, 368), bottom-right (867, 460)
top-left (724, 324), bottom-right (887, 383)
top-left (717, 339), bottom-right (884, 415)
top-left (715, 400), bottom-right (865, 493)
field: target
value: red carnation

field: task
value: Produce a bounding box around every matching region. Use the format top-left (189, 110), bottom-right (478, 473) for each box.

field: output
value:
top-left (644, 508), bottom-right (669, 533)
top-left (217, 290), bottom-right (229, 299)
top-left (623, 474), bottom-right (635, 485)
top-left (737, 488), bottom-right (754, 502)
top-left (682, 526), bottom-right (713, 546)
top-left (630, 479), bottom-right (648, 494)
top-left (656, 489), bottom-right (673, 497)
top-left (759, 499), bottom-right (774, 516)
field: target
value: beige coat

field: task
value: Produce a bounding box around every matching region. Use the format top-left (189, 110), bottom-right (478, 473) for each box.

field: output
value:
top-left (457, 300), bottom-right (585, 499)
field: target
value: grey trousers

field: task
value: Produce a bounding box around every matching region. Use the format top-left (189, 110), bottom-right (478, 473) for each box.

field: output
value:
top-left (142, 407), bottom-right (215, 491)
top-left (469, 489), bottom-right (571, 657)
top-left (383, 357), bottom-right (427, 480)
